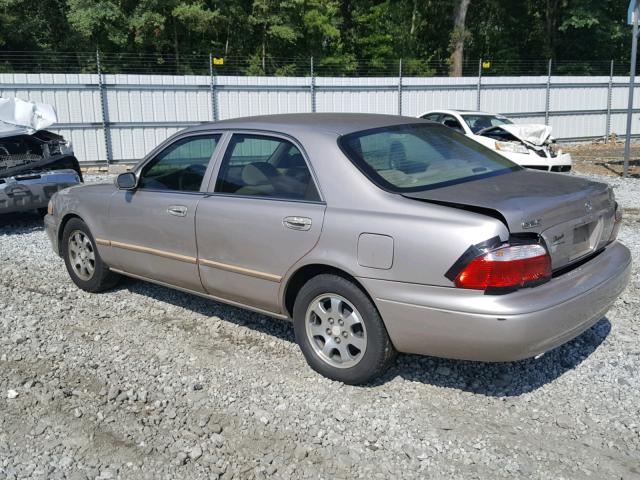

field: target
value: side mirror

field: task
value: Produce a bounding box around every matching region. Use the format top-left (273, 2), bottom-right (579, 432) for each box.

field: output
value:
top-left (116, 172), bottom-right (137, 190)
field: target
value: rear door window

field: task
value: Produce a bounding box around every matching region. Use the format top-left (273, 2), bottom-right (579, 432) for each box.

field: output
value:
top-left (214, 134), bottom-right (320, 202)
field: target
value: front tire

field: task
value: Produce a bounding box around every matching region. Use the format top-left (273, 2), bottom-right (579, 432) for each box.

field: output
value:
top-left (293, 274), bottom-right (396, 385)
top-left (62, 218), bottom-right (120, 292)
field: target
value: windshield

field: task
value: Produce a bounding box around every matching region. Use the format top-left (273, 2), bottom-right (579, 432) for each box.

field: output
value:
top-left (339, 123), bottom-right (520, 193)
top-left (462, 114), bottom-right (513, 134)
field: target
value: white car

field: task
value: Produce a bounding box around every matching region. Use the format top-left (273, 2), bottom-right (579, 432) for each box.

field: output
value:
top-left (419, 110), bottom-right (572, 172)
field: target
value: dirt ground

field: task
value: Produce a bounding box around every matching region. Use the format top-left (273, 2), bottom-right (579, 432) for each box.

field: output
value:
top-left (564, 141), bottom-right (640, 177)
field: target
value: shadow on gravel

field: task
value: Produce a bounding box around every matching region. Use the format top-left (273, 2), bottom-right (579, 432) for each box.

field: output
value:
top-left (117, 278), bottom-right (297, 344)
top-left (116, 277), bottom-right (611, 397)
top-left (379, 317), bottom-right (612, 397)
top-left (597, 159), bottom-right (640, 178)
top-left (0, 211), bottom-right (44, 231)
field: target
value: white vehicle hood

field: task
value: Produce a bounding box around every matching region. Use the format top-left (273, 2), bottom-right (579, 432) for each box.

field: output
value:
top-left (0, 97), bottom-right (58, 139)
top-left (480, 124), bottom-right (552, 146)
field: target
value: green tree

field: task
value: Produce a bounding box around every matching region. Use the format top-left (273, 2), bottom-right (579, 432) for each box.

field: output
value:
top-left (0, 0), bottom-right (633, 76)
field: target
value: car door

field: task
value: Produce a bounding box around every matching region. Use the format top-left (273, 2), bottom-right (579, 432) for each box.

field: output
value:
top-left (196, 132), bottom-right (326, 313)
top-left (107, 133), bottom-right (221, 292)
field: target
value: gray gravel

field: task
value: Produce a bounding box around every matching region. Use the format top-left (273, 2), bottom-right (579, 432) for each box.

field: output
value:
top-left (0, 173), bottom-right (639, 479)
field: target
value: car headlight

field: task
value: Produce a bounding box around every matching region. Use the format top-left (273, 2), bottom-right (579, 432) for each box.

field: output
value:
top-left (495, 141), bottom-right (529, 155)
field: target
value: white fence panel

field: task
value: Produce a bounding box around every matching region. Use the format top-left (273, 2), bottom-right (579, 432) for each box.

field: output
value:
top-left (217, 76), bottom-right (310, 120)
top-left (1, 72), bottom-right (640, 164)
top-left (316, 77), bottom-right (397, 114)
top-left (481, 76), bottom-right (547, 115)
top-left (402, 77), bottom-right (477, 116)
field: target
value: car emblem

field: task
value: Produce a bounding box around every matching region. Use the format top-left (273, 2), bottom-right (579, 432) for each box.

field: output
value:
top-left (584, 200), bottom-right (593, 213)
top-left (551, 233), bottom-right (565, 246)
top-left (521, 218), bottom-right (542, 229)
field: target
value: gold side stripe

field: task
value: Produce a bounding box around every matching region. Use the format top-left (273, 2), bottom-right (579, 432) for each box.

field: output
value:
top-left (109, 240), bottom-right (198, 264)
top-left (198, 258), bottom-right (282, 283)
top-left (101, 237), bottom-right (281, 282)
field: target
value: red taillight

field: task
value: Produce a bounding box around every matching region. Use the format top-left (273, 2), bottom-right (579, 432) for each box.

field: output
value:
top-left (455, 244), bottom-right (552, 290)
top-left (608, 204), bottom-right (622, 244)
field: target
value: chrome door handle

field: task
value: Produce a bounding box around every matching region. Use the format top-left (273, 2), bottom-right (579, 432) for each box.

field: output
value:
top-left (283, 216), bottom-right (312, 231)
top-left (167, 205), bottom-right (187, 217)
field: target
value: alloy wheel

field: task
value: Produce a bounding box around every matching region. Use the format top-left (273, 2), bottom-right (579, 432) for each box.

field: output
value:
top-left (67, 230), bottom-right (96, 281)
top-left (305, 293), bottom-right (367, 369)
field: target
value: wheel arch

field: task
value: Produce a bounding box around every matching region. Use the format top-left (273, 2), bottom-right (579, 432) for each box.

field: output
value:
top-left (282, 263), bottom-right (376, 318)
top-left (57, 213), bottom-right (83, 255)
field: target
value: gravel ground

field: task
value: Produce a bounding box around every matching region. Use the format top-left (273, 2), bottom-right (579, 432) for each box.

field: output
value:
top-left (1, 173), bottom-right (639, 480)
top-left (564, 141), bottom-right (640, 177)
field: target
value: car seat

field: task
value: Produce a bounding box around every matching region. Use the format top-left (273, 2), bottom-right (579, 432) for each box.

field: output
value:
top-left (236, 162), bottom-right (278, 196)
top-left (388, 140), bottom-right (426, 174)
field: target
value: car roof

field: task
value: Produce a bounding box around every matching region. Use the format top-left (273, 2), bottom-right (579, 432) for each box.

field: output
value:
top-left (183, 113), bottom-right (430, 137)
top-left (422, 109), bottom-right (499, 117)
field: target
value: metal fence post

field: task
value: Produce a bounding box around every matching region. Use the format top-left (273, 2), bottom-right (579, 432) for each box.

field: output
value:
top-left (398, 59), bottom-right (403, 115)
top-left (209, 53), bottom-right (218, 121)
top-left (310, 56), bottom-right (316, 113)
top-left (624, 4), bottom-right (639, 178)
top-left (544, 59), bottom-right (552, 126)
top-left (475, 58), bottom-right (482, 111)
top-left (606, 60), bottom-right (614, 143)
top-left (96, 49), bottom-right (112, 166)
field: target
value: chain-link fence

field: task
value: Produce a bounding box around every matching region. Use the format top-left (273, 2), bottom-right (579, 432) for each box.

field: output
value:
top-left (0, 51), bottom-right (634, 77)
top-left (0, 50), bottom-right (638, 166)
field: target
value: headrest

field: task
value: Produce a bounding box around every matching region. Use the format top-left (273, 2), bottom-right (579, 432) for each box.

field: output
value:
top-left (241, 162), bottom-right (278, 186)
top-left (389, 140), bottom-right (406, 161)
top-left (279, 151), bottom-right (306, 168)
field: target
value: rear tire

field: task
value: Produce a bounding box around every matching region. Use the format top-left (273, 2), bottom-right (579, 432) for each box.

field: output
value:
top-left (61, 218), bottom-right (120, 292)
top-left (293, 274), bottom-right (396, 385)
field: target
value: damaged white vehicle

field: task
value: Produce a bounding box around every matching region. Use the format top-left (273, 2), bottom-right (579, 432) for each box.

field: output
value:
top-left (0, 97), bottom-right (82, 215)
top-left (420, 110), bottom-right (572, 172)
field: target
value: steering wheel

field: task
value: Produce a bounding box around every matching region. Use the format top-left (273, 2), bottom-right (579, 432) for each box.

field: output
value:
top-left (177, 164), bottom-right (205, 191)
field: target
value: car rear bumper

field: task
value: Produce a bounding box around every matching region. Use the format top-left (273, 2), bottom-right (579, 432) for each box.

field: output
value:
top-left (360, 241), bottom-right (631, 361)
top-left (0, 169), bottom-right (80, 214)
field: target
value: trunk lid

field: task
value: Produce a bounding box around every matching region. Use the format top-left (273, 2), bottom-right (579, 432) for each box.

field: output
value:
top-left (403, 170), bottom-right (616, 270)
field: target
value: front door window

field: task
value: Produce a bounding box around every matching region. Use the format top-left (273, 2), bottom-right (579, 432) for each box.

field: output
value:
top-left (139, 135), bottom-right (221, 192)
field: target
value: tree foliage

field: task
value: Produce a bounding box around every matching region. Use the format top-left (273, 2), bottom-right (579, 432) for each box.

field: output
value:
top-left (0, 0), bottom-right (632, 75)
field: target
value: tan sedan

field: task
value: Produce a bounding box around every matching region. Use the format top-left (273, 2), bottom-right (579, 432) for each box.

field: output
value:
top-left (45, 114), bottom-right (631, 384)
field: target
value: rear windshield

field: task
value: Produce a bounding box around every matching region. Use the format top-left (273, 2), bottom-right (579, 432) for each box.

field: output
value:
top-left (339, 123), bottom-right (520, 193)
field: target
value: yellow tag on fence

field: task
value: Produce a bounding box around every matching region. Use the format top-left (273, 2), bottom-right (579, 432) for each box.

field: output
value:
top-left (482, 61), bottom-right (491, 69)
top-left (213, 57), bottom-right (224, 65)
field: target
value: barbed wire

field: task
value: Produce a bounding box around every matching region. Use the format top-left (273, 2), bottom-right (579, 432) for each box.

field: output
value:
top-left (0, 51), bottom-right (632, 77)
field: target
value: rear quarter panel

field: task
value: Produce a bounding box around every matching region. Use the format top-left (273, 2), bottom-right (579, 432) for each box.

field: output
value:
top-left (280, 134), bottom-right (509, 289)
top-left (297, 196), bottom-right (508, 287)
